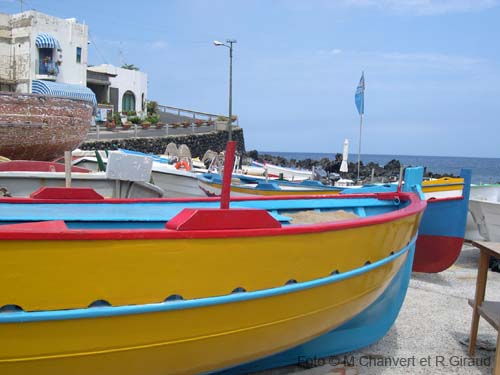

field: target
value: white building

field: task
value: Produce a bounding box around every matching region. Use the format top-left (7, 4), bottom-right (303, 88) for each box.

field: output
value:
top-left (0, 10), bottom-right (149, 116)
top-left (87, 64), bottom-right (148, 116)
top-left (0, 10), bottom-right (96, 106)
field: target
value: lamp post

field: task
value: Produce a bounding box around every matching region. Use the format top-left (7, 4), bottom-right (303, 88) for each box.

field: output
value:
top-left (213, 39), bottom-right (236, 141)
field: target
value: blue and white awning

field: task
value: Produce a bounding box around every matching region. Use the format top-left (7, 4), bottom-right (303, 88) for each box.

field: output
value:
top-left (32, 80), bottom-right (97, 108)
top-left (35, 33), bottom-right (61, 50)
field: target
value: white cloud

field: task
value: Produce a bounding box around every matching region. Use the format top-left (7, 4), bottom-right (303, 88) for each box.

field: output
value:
top-left (331, 49), bottom-right (343, 55)
top-left (339, 0), bottom-right (500, 15)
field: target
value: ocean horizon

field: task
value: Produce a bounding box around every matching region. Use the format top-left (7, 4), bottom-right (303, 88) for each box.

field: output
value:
top-left (259, 151), bottom-right (500, 184)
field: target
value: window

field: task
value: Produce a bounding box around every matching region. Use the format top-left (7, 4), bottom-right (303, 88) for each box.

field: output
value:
top-left (38, 48), bottom-right (57, 75)
top-left (76, 47), bottom-right (82, 63)
top-left (122, 91), bottom-right (136, 112)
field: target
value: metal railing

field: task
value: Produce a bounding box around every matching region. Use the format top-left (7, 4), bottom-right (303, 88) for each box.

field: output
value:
top-left (87, 104), bottom-right (239, 141)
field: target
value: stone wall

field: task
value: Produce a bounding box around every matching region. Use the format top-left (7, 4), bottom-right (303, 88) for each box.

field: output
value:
top-left (80, 128), bottom-right (246, 158)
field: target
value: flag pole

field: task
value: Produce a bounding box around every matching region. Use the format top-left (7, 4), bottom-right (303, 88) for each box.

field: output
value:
top-left (357, 113), bottom-right (363, 182)
top-left (354, 71), bottom-right (365, 183)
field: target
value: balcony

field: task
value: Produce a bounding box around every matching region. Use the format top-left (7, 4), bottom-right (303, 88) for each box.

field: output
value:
top-left (36, 60), bottom-right (59, 80)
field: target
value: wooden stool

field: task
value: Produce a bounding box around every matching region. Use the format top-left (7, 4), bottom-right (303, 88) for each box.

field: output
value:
top-left (469, 241), bottom-right (500, 374)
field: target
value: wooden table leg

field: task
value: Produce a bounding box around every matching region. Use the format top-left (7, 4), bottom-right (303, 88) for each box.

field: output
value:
top-left (469, 250), bottom-right (490, 356)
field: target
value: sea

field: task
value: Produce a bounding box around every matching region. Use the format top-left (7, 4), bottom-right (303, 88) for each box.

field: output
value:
top-left (260, 152), bottom-right (500, 185)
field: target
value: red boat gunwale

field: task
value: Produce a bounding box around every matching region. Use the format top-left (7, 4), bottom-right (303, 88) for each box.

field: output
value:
top-left (426, 196), bottom-right (464, 203)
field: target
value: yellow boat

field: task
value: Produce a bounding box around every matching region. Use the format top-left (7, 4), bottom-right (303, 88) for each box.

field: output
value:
top-left (0, 184), bottom-right (425, 374)
top-left (422, 176), bottom-right (464, 197)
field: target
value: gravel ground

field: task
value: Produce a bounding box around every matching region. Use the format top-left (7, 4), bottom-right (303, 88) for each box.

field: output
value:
top-left (252, 244), bottom-right (499, 375)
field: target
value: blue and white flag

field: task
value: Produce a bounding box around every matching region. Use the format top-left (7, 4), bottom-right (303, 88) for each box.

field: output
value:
top-left (354, 72), bottom-right (365, 115)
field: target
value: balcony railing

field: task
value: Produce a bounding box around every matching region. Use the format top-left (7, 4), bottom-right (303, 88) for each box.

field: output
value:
top-left (36, 60), bottom-right (59, 76)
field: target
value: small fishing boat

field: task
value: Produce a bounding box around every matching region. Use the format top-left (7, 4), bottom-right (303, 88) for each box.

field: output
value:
top-left (0, 159), bottom-right (165, 198)
top-left (246, 160), bottom-right (312, 181)
top-left (73, 150), bottom-right (206, 198)
top-left (0, 146), bottom-right (425, 374)
top-left (340, 170), bottom-right (472, 273)
top-left (468, 184), bottom-right (500, 242)
top-left (198, 173), bottom-right (342, 197)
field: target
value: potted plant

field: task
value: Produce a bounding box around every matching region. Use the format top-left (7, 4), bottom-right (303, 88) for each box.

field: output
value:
top-left (181, 121), bottom-right (191, 128)
top-left (146, 115), bottom-right (162, 129)
top-left (112, 112), bottom-right (122, 127)
top-left (129, 116), bottom-right (141, 125)
top-left (122, 121), bottom-right (132, 130)
top-left (194, 119), bottom-right (205, 127)
top-left (171, 123), bottom-right (180, 129)
top-left (141, 120), bottom-right (151, 129)
top-left (106, 121), bottom-right (116, 130)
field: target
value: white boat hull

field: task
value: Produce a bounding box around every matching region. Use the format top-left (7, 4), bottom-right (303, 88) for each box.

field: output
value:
top-left (74, 157), bottom-right (205, 197)
top-left (468, 185), bottom-right (500, 242)
top-left (0, 171), bottom-right (165, 198)
top-left (250, 161), bottom-right (311, 181)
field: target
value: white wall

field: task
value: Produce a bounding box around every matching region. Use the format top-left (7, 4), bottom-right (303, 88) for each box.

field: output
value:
top-left (0, 13), bottom-right (13, 85)
top-left (2, 11), bottom-right (88, 92)
top-left (90, 64), bottom-right (148, 116)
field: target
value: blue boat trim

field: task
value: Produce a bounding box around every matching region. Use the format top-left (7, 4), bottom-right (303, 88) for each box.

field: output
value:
top-left (0, 235), bottom-right (416, 323)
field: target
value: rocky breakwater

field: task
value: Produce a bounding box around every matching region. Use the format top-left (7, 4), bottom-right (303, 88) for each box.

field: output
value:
top-left (81, 128), bottom-right (246, 158)
top-left (0, 92), bottom-right (93, 161)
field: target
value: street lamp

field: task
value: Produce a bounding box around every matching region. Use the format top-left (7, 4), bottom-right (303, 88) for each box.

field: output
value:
top-left (213, 39), bottom-right (237, 141)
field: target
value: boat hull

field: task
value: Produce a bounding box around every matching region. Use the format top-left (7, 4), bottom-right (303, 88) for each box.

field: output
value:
top-left (0, 93), bottom-right (93, 161)
top-left (0, 239), bottom-right (412, 375)
top-left (0, 172), bottom-right (165, 198)
top-left (341, 169), bottom-right (471, 273)
top-left (74, 157), bottom-right (205, 197)
top-left (466, 184), bottom-right (500, 241)
top-left (151, 169), bottom-right (205, 197)
top-left (198, 175), bottom-right (341, 197)
top-left (469, 198), bottom-right (500, 242)
top-left (0, 212), bottom-right (419, 311)
top-left (249, 161), bottom-right (312, 181)
top-left (414, 171), bottom-right (471, 273)
top-left (413, 234), bottom-right (463, 273)
top-left (217, 236), bottom-right (416, 374)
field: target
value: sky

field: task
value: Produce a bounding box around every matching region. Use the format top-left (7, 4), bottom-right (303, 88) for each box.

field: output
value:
top-left (2, 0), bottom-right (500, 157)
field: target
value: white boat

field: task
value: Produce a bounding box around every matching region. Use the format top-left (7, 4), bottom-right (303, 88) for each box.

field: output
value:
top-left (0, 171), bottom-right (164, 198)
top-left (73, 155), bottom-right (206, 198)
top-left (248, 161), bottom-right (312, 181)
top-left (0, 154), bottom-right (165, 199)
top-left (468, 184), bottom-right (500, 241)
